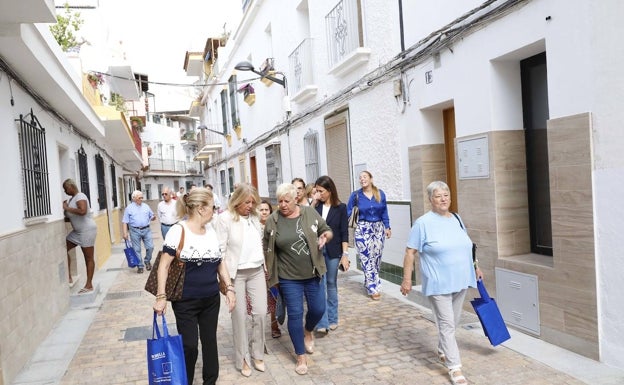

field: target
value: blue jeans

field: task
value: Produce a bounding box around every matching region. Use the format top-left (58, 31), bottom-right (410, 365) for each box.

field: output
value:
top-left (317, 251), bottom-right (340, 330)
top-left (160, 223), bottom-right (173, 239)
top-left (279, 277), bottom-right (325, 355)
top-left (129, 227), bottom-right (153, 268)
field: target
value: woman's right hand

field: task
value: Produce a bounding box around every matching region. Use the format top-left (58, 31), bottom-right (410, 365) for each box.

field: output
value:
top-left (153, 298), bottom-right (167, 314)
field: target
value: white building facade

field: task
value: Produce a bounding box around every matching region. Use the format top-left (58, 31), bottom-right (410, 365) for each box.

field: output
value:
top-left (194, 0), bottom-right (624, 371)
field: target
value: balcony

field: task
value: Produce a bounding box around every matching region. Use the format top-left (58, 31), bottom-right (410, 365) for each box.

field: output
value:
top-left (326, 0), bottom-right (370, 77)
top-left (147, 158), bottom-right (203, 175)
top-left (92, 105), bottom-right (143, 170)
top-left (289, 38), bottom-right (318, 103)
top-left (184, 51), bottom-right (204, 77)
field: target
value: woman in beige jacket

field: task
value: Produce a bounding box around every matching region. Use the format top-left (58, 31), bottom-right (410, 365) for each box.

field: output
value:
top-left (216, 184), bottom-right (268, 377)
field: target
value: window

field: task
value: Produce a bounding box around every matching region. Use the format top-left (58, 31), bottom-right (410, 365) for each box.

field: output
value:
top-left (228, 75), bottom-right (239, 129)
top-left (110, 163), bottom-right (118, 208)
top-left (228, 167), bottom-right (235, 196)
top-left (77, 146), bottom-right (91, 203)
top-left (521, 52), bottom-right (552, 256)
top-left (220, 169), bottom-right (227, 198)
top-left (304, 130), bottom-right (320, 184)
top-left (95, 154), bottom-right (107, 210)
top-left (144, 184), bottom-right (152, 200)
top-left (265, 144), bottom-right (282, 204)
top-left (18, 111), bottom-right (51, 218)
top-left (325, 0), bottom-right (364, 67)
top-left (220, 89), bottom-right (229, 134)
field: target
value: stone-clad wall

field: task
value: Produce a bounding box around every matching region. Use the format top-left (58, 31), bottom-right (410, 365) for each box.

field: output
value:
top-left (0, 221), bottom-right (70, 383)
top-left (407, 113), bottom-right (598, 360)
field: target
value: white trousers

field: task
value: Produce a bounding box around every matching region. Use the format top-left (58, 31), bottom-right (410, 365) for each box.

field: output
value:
top-left (231, 266), bottom-right (268, 369)
top-left (429, 288), bottom-right (467, 370)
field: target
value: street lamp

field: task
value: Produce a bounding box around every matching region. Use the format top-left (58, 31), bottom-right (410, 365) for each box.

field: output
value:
top-left (235, 61), bottom-right (287, 88)
top-left (197, 125), bottom-right (230, 198)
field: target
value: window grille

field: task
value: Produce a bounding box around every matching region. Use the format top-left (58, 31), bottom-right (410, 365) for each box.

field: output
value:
top-left (265, 144), bottom-right (282, 204)
top-left (17, 110), bottom-right (51, 218)
top-left (110, 163), bottom-right (118, 207)
top-left (304, 130), bottom-right (320, 184)
top-left (228, 75), bottom-right (239, 129)
top-left (77, 146), bottom-right (91, 203)
top-left (95, 154), bottom-right (107, 210)
top-left (220, 89), bottom-right (228, 133)
top-left (325, 0), bottom-right (363, 68)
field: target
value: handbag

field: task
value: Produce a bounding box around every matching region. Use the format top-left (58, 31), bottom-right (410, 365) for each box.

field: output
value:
top-left (145, 224), bottom-right (186, 301)
top-left (348, 191), bottom-right (360, 228)
top-left (470, 280), bottom-right (511, 346)
top-left (124, 239), bottom-right (141, 268)
top-left (147, 312), bottom-right (188, 385)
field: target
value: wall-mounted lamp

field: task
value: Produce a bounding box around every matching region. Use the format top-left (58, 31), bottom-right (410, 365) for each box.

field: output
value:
top-left (235, 61), bottom-right (286, 88)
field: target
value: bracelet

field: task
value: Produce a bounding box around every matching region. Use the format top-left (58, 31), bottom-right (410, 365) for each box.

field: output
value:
top-left (342, 252), bottom-right (349, 256)
top-left (226, 288), bottom-right (236, 294)
top-left (155, 294), bottom-right (167, 300)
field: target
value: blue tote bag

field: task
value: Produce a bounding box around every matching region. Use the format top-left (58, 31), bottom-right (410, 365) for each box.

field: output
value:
top-left (124, 240), bottom-right (140, 267)
top-left (470, 280), bottom-right (511, 346)
top-left (147, 313), bottom-right (188, 385)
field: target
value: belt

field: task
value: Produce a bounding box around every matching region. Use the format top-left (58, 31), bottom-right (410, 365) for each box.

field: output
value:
top-left (131, 225), bottom-right (150, 230)
top-left (162, 223), bottom-right (176, 227)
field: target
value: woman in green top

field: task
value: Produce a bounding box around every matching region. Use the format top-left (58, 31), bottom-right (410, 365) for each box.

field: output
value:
top-left (263, 183), bottom-right (333, 375)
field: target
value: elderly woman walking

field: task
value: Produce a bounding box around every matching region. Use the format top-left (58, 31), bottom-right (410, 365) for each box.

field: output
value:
top-left (263, 183), bottom-right (333, 375)
top-left (400, 181), bottom-right (483, 385)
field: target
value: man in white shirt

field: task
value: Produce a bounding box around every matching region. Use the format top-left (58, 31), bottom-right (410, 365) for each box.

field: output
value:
top-left (204, 183), bottom-right (223, 213)
top-left (157, 187), bottom-right (178, 239)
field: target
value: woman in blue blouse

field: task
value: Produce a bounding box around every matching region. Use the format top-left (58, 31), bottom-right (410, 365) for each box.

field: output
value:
top-left (400, 181), bottom-right (482, 385)
top-left (347, 171), bottom-right (391, 300)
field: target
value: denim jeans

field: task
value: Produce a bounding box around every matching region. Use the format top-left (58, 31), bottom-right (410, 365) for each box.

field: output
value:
top-left (160, 223), bottom-right (173, 240)
top-left (317, 251), bottom-right (340, 330)
top-left (279, 277), bottom-right (325, 355)
top-left (172, 294), bottom-right (221, 385)
top-left (129, 227), bottom-right (153, 268)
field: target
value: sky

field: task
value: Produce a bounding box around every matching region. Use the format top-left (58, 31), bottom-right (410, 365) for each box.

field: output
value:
top-left (65, 0), bottom-right (243, 111)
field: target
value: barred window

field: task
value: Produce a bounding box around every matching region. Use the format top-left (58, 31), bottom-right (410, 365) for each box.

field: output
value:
top-left (220, 89), bottom-right (228, 134)
top-left (77, 146), bottom-right (91, 203)
top-left (18, 110), bottom-right (51, 218)
top-left (228, 75), bottom-right (239, 129)
top-left (110, 163), bottom-right (118, 208)
top-left (304, 130), bottom-right (320, 184)
top-left (95, 154), bottom-right (107, 210)
top-left (265, 144), bottom-right (282, 204)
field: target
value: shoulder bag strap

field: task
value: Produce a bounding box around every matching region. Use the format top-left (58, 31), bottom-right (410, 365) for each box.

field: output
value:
top-left (451, 212), bottom-right (464, 229)
top-left (175, 224), bottom-right (185, 259)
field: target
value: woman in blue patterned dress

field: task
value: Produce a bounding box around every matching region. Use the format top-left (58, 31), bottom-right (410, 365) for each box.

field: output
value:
top-left (346, 171), bottom-right (391, 300)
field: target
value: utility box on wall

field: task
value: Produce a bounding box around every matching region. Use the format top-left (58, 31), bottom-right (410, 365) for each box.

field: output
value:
top-left (495, 267), bottom-right (540, 335)
top-left (457, 135), bottom-right (489, 179)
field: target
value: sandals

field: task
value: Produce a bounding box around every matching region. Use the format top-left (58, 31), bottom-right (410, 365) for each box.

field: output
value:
top-left (78, 287), bottom-right (93, 294)
top-left (449, 368), bottom-right (468, 385)
top-left (438, 351), bottom-right (446, 364)
top-left (295, 357), bottom-right (308, 375)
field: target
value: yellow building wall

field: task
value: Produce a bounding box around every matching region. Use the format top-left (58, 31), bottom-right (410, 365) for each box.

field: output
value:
top-left (94, 212), bottom-right (111, 269)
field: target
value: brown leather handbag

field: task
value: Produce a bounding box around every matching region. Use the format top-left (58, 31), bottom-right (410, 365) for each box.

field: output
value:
top-left (145, 224), bottom-right (186, 301)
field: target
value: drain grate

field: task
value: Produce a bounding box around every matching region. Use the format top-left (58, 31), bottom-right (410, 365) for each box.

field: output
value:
top-left (123, 323), bottom-right (179, 342)
top-left (105, 290), bottom-right (144, 300)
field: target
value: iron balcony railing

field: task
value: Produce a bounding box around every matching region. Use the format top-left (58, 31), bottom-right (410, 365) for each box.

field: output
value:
top-left (148, 158), bottom-right (203, 175)
top-left (289, 38), bottom-right (315, 96)
top-left (325, 0), bottom-right (363, 68)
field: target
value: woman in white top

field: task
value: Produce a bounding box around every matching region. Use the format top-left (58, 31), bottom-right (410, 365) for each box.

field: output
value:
top-left (216, 184), bottom-right (268, 377)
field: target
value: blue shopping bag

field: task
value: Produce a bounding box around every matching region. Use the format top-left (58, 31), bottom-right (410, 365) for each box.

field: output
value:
top-left (470, 280), bottom-right (511, 346)
top-left (124, 240), bottom-right (140, 267)
top-left (147, 312), bottom-right (187, 385)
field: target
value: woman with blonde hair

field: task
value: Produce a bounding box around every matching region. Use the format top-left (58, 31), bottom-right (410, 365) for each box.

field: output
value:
top-left (153, 188), bottom-right (235, 385)
top-left (216, 184), bottom-right (268, 377)
top-left (347, 171), bottom-right (391, 300)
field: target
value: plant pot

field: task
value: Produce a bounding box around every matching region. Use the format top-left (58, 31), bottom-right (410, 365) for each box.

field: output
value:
top-left (244, 93), bottom-right (255, 106)
top-left (234, 125), bottom-right (242, 139)
top-left (261, 71), bottom-right (276, 87)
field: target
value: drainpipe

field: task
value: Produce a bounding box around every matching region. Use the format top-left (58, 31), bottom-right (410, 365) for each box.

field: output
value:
top-left (398, 0), bottom-right (405, 53)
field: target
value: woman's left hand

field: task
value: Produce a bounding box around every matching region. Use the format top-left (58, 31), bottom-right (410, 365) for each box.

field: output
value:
top-left (225, 291), bottom-right (236, 313)
top-left (318, 232), bottom-right (329, 249)
top-left (385, 228), bottom-right (392, 239)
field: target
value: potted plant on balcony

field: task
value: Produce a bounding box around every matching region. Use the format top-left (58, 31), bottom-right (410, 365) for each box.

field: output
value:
top-left (238, 83), bottom-right (255, 106)
top-left (87, 72), bottom-right (104, 88)
top-left (130, 116), bottom-right (144, 133)
top-left (233, 119), bottom-right (243, 139)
